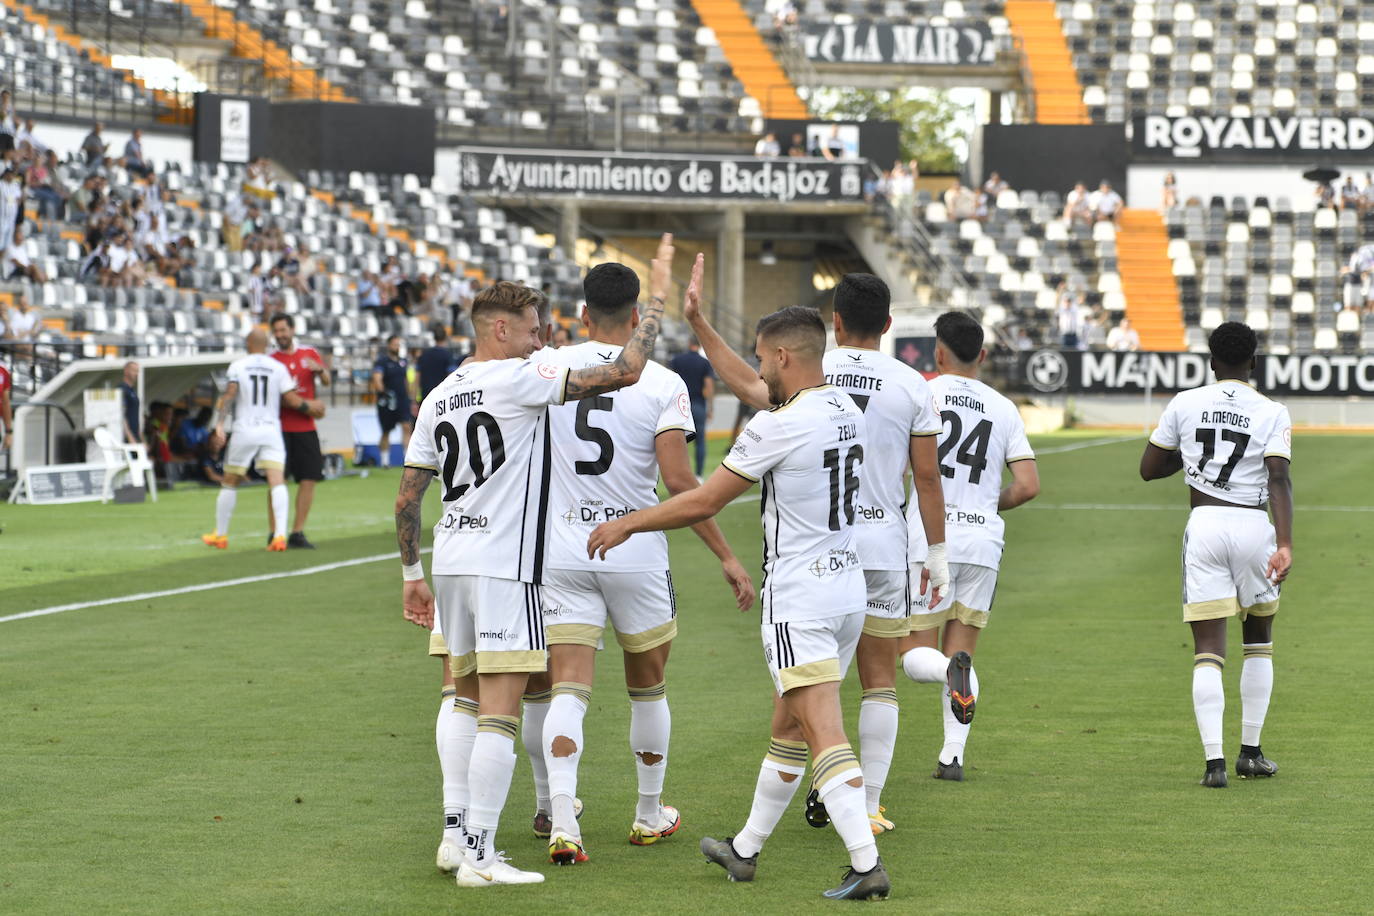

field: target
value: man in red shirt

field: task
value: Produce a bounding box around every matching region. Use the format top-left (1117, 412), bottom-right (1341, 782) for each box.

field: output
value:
top-left (270, 313), bottom-right (328, 548)
top-left (0, 359), bottom-right (12, 453)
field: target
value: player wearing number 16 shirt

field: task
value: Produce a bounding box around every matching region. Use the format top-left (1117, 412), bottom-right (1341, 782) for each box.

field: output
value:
top-left (1140, 322), bottom-right (1293, 788)
top-left (394, 235), bottom-right (677, 889)
top-left (589, 303), bottom-right (891, 901)
top-left (900, 312), bottom-right (1039, 782)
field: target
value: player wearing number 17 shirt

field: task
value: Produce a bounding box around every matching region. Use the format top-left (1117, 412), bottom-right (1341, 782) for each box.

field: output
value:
top-left (900, 312), bottom-right (1039, 782)
top-left (1140, 322), bottom-right (1293, 788)
top-left (394, 235), bottom-right (677, 889)
top-left (589, 302), bottom-right (891, 902)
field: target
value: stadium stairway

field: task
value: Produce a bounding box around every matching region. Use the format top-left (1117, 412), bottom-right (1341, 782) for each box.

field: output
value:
top-left (172, 0), bottom-right (353, 101)
top-left (5, 0), bottom-right (191, 123)
top-left (1117, 208), bottom-right (1184, 350)
top-left (1003, 1), bottom-right (1089, 125)
top-left (690, 0), bottom-right (808, 119)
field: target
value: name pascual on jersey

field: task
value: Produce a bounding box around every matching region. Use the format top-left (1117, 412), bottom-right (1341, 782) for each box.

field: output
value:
top-left (944, 393), bottom-right (985, 412)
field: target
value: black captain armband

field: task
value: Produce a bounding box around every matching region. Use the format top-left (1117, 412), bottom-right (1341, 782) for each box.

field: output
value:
top-left (297, 401), bottom-right (313, 416)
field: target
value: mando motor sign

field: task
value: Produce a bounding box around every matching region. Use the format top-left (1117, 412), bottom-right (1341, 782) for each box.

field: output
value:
top-left (1017, 350), bottom-right (1374, 396)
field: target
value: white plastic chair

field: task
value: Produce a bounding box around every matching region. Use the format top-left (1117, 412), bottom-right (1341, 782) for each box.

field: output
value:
top-left (94, 427), bottom-right (158, 503)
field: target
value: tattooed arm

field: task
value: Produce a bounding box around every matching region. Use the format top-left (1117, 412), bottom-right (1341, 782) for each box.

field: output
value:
top-left (395, 466), bottom-right (436, 628)
top-left (209, 381), bottom-right (237, 449)
top-left (564, 233), bottom-right (674, 401)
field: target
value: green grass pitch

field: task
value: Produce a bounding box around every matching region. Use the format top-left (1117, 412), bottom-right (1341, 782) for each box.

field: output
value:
top-left (2, 433), bottom-right (1371, 914)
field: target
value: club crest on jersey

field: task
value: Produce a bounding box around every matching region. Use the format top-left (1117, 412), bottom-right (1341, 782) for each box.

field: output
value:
top-left (846, 353), bottom-right (863, 362)
top-left (597, 350), bottom-right (614, 363)
top-left (677, 392), bottom-right (691, 418)
top-left (536, 362), bottom-right (560, 380)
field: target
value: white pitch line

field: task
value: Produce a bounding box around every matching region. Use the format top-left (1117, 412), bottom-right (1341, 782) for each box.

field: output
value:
top-left (0, 549), bottom-right (429, 625)
top-left (1034, 436), bottom-right (1138, 455)
top-left (1026, 503), bottom-right (1374, 512)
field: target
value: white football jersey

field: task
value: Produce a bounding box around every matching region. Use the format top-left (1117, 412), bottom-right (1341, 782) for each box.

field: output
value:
top-left (404, 357), bottom-right (570, 582)
top-left (535, 342), bottom-right (694, 572)
top-left (1149, 380), bottom-right (1291, 506)
top-left (907, 374), bottom-right (1034, 570)
top-left (722, 385), bottom-right (867, 624)
top-left (823, 346), bottom-right (941, 571)
top-left (226, 353), bottom-right (295, 434)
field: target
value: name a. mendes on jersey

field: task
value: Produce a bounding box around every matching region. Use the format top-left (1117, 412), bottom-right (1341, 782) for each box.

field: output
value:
top-left (433, 390), bottom-right (485, 415)
top-left (1201, 410), bottom-right (1251, 428)
top-left (807, 550), bottom-right (862, 578)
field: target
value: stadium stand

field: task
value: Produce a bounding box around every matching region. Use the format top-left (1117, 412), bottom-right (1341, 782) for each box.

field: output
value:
top-left (1059, 0), bottom-right (1374, 124)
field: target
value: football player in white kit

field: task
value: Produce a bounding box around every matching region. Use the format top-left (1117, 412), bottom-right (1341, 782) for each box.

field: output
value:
top-left (394, 236), bottom-right (676, 888)
top-left (533, 259), bottom-right (754, 866)
top-left (900, 312), bottom-right (1039, 781)
top-left (203, 329), bottom-right (323, 551)
top-left (590, 299), bottom-right (891, 902)
top-left (1140, 322), bottom-right (1293, 788)
top-left (682, 271), bottom-right (950, 834)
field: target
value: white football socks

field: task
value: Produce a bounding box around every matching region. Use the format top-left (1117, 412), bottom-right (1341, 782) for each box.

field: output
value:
top-left (442, 697), bottom-right (478, 839)
top-left (214, 486), bottom-right (237, 535)
top-left (269, 484), bottom-right (289, 539)
top-left (901, 646), bottom-right (948, 683)
top-left (466, 717), bottom-right (518, 869)
top-left (815, 745), bottom-right (878, 873)
top-left (628, 684), bottom-right (670, 823)
top-left (939, 666), bottom-right (980, 765)
top-left (1240, 643), bottom-right (1274, 747)
top-left (544, 683), bottom-right (590, 837)
top-left (857, 689), bottom-right (898, 813)
top-left (520, 690), bottom-right (551, 816)
top-left (733, 738), bottom-right (807, 858)
top-left (1193, 654), bottom-right (1225, 760)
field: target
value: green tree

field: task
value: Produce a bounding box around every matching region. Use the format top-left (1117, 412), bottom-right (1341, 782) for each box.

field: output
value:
top-left (813, 88), bottom-right (967, 172)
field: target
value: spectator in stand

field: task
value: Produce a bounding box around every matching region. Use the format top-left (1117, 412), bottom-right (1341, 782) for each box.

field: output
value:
top-left (1081, 306), bottom-right (1109, 350)
top-left (247, 263), bottom-right (275, 319)
top-left (6, 226), bottom-right (46, 283)
top-left (1063, 181), bottom-right (1092, 226)
top-left (417, 323), bottom-right (458, 400)
top-left (0, 90), bottom-right (16, 157)
top-left (772, 0), bottom-right (798, 31)
top-left (820, 124), bottom-right (846, 161)
top-left (552, 324), bottom-right (573, 347)
top-left (379, 255), bottom-right (404, 305)
top-left (29, 150), bottom-right (67, 220)
top-left (1314, 180), bottom-right (1336, 210)
top-left (1106, 316), bottom-right (1141, 352)
top-left (1056, 283), bottom-right (1085, 349)
top-left (123, 129), bottom-right (152, 178)
top-left (1161, 171), bottom-right (1178, 209)
top-left (81, 122), bottom-right (107, 170)
top-left (1014, 326), bottom-right (1035, 351)
top-left (1362, 173), bottom-right (1374, 214)
top-left (357, 270), bottom-right (384, 313)
top-left (943, 180), bottom-right (977, 220)
top-left (1340, 242), bottom-right (1374, 311)
top-left (0, 167), bottom-right (23, 240)
top-left (370, 334), bottom-right (411, 467)
top-left (2, 293), bottom-right (39, 355)
top-left (244, 156), bottom-right (274, 201)
top-left (753, 132), bottom-right (781, 157)
top-left (787, 132), bottom-right (806, 158)
top-left (119, 360), bottom-right (140, 445)
top-left (276, 246), bottom-right (311, 296)
top-left (222, 192), bottom-right (247, 252)
top-left (17, 119), bottom-right (46, 158)
top-left (1340, 175), bottom-right (1361, 211)
top-left (445, 271), bottom-right (475, 333)
top-left (1091, 180), bottom-right (1124, 225)
top-left (982, 171), bottom-right (1009, 199)
top-left (668, 338), bottom-right (714, 476)
top-left (103, 230), bottom-right (145, 287)
top-left (889, 162), bottom-right (915, 209)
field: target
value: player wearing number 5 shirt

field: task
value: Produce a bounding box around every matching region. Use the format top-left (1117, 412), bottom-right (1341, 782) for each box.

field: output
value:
top-left (901, 312), bottom-right (1039, 782)
top-left (393, 235), bottom-right (678, 888)
top-left (1141, 322), bottom-right (1293, 788)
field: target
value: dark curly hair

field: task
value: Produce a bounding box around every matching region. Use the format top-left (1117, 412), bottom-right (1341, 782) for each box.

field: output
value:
top-left (1208, 321), bottom-right (1257, 367)
top-left (832, 273), bottom-right (890, 337)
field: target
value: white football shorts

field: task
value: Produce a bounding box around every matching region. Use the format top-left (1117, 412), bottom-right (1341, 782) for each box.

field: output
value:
top-left (1181, 506), bottom-right (1281, 622)
top-left (541, 568), bottom-right (677, 653)
top-left (224, 426), bottom-right (285, 475)
top-left (907, 561), bottom-right (998, 631)
top-left (760, 612), bottom-right (863, 696)
top-left (861, 569), bottom-right (910, 638)
top-left (433, 574), bottom-right (546, 676)
top-left (428, 612), bottom-right (447, 657)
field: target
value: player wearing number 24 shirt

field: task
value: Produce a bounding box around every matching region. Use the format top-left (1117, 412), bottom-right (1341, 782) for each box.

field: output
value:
top-left (1140, 321), bottom-right (1293, 789)
top-left (901, 312), bottom-right (1039, 782)
top-left (393, 235), bottom-right (679, 889)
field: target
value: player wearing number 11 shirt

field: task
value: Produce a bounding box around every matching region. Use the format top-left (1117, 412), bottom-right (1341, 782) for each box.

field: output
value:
top-left (1140, 322), bottom-right (1293, 788)
top-left (901, 312), bottom-right (1039, 781)
top-left (394, 236), bottom-right (677, 889)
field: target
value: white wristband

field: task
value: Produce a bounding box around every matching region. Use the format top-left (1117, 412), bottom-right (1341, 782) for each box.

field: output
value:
top-left (401, 562), bottom-right (425, 581)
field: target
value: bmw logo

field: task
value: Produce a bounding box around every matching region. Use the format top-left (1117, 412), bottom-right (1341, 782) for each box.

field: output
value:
top-left (1026, 350), bottom-right (1069, 393)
